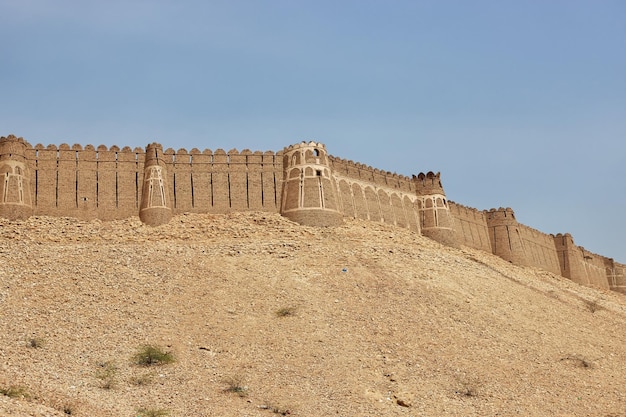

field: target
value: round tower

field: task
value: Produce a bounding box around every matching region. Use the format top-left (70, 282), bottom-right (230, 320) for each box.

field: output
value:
top-left (485, 207), bottom-right (528, 265)
top-left (414, 171), bottom-right (457, 246)
top-left (280, 141), bottom-right (343, 227)
top-left (553, 233), bottom-right (592, 286)
top-left (139, 143), bottom-right (172, 226)
top-left (0, 135), bottom-right (34, 220)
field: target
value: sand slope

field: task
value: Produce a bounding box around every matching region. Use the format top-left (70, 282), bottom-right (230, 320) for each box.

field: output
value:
top-left (1, 212), bottom-right (625, 416)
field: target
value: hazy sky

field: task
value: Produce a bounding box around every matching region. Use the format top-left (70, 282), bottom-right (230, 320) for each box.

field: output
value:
top-left (2, 0), bottom-right (625, 261)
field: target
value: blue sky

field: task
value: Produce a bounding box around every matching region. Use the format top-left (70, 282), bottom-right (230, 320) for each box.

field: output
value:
top-left (2, 0), bottom-right (625, 261)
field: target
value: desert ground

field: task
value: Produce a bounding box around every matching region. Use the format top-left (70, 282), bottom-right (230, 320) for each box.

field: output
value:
top-left (1, 212), bottom-right (625, 416)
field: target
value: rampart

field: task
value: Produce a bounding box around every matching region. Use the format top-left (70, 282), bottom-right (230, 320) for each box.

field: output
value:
top-left (1, 134), bottom-right (623, 294)
top-left (449, 202), bottom-right (491, 252)
top-left (329, 156), bottom-right (421, 232)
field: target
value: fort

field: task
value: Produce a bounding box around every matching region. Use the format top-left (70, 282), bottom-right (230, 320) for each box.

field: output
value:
top-left (1, 134), bottom-right (624, 294)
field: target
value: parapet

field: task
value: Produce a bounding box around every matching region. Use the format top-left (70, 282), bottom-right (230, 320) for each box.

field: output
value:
top-left (0, 135), bottom-right (31, 159)
top-left (283, 140), bottom-right (327, 154)
top-left (414, 171), bottom-right (445, 195)
top-left (485, 207), bottom-right (517, 225)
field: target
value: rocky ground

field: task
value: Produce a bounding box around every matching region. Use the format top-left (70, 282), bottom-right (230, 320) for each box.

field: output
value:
top-left (0, 212), bottom-right (625, 417)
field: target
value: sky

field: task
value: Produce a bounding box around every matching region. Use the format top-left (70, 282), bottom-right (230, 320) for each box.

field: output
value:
top-left (1, 0), bottom-right (625, 261)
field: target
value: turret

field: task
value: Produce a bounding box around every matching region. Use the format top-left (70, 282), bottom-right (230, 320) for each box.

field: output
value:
top-left (0, 135), bottom-right (34, 220)
top-left (553, 233), bottom-right (610, 289)
top-left (280, 141), bottom-right (343, 226)
top-left (414, 171), bottom-right (456, 246)
top-left (485, 207), bottom-right (529, 265)
top-left (139, 143), bottom-right (172, 226)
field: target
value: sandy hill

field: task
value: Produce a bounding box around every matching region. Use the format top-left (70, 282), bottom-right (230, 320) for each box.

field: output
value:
top-left (0, 212), bottom-right (625, 417)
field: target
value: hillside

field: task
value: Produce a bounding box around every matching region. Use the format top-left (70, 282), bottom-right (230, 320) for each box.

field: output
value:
top-left (1, 212), bottom-right (625, 417)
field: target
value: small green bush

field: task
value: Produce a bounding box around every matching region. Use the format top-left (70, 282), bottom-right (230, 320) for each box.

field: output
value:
top-left (584, 299), bottom-right (603, 313)
top-left (275, 306), bottom-right (297, 317)
top-left (223, 376), bottom-right (248, 397)
top-left (136, 407), bottom-right (169, 417)
top-left (133, 345), bottom-right (175, 366)
top-left (62, 403), bottom-right (75, 415)
top-left (261, 403), bottom-right (292, 415)
top-left (0, 385), bottom-right (30, 399)
top-left (130, 373), bottom-right (154, 386)
top-left (28, 337), bottom-right (45, 348)
top-left (95, 361), bottom-right (118, 389)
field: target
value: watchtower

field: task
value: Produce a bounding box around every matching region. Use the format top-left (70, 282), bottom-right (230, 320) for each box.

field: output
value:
top-left (0, 135), bottom-right (33, 220)
top-left (414, 171), bottom-right (456, 246)
top-left (280, 141), bottom-right (343, 226)
top-left (485, 207), bottom-right (529, 265)
top-left (139, 143), bottom-right (172, 226)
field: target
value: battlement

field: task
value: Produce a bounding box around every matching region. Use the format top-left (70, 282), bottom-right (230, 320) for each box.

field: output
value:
top-left (0, 134), bottom-right (621, 294)
top-left (283, 140), bottom-right (327, 153)
top-left (0, 135), bottom-right (31, 156)
top-left (414, 171), bottom-right (445, 195)
top-left (486, 207), bottom-right (516, 218)
top-left (329, 156), bottom-right (416, 193)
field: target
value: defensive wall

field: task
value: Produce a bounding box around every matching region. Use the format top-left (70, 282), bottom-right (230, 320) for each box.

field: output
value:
top-left (1, 134), bottom-right (624, 294)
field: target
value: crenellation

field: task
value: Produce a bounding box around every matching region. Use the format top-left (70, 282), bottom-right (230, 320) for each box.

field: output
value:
top-left (0, 135), bottom-right (620, 293)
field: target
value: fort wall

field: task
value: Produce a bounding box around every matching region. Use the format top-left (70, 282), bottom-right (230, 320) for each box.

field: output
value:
top-left (484, 208), bottom-right (561, 275)
top-left (553, 234), bottom-right (612, 290)
top-left (609, 262), bottom-right (626, 294)
top-left (160, 147), bottom-right (282, 215)
top-left (0, 135), bottom-right (620, 293)
top-left (449, 202), bottom-right (491, 252)
top-left (15, 140), bottom-right (285, 223)
top-left (24, 144), bottom-right (145, 220)
top-left (517, 222), bottom-right (562, 275)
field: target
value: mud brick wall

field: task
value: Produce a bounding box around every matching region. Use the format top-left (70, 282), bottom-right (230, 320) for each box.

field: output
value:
top-left (449, 202), bottom-right (491, 252)
top-left (162, 147), bottom-right (282, 215)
